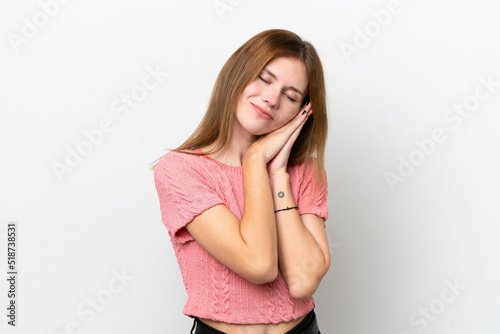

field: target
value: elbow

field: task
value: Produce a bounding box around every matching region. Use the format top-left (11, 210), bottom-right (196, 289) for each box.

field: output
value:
top-left (246, 257), bottom-right (279, 284)
top-left (289, 278), bottom-right (320, 300)
top-left (252, 267), bottom-right (278, 285)
top-left (288, 259), bottom-right (330, 300)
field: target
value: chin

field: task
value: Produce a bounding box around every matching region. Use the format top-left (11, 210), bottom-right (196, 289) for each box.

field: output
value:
top-left (238, 119), bottom-right (272, 137)
top-left (245, 128), bottom-right (268, 137)
top-left (247, 123), bottom-right (277, 137)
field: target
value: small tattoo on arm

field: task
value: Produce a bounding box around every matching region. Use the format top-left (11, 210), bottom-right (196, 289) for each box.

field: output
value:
top-left (277, 191), bottom-right (285, 198)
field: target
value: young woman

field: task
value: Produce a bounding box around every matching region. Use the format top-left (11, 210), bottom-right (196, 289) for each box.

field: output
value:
top-left (153, 29), bottom-right (330, 334)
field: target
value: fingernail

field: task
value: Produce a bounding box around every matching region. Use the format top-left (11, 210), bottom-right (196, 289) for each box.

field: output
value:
top-left (306, 100), bottom-right (310, 105)
top-left (302, 110), bottom-right (307, 115)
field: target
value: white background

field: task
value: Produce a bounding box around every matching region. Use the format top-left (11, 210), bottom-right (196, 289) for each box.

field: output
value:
top-left (1, 0), bottom-right (499, 333)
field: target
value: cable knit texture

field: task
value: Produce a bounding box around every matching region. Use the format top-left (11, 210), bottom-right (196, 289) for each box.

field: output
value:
top-left (153, 149), bottom-right (328, 324)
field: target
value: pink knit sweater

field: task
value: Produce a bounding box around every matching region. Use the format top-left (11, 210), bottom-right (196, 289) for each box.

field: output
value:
top-left (153, 150), bottom-right (328, 324)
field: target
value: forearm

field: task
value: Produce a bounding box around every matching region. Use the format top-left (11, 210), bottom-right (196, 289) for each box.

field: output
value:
top-left (270, 172), bottom-right (329, 299)
top-left (240, 149), bottom-right (278, 279)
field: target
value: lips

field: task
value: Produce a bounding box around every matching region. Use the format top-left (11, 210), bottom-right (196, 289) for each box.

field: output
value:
top-left (251, 103), bottom-right (274, 120)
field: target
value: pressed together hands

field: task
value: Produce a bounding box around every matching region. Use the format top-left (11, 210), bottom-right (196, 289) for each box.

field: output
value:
top-left (249, 102), bottom-right (313, 177)
top-left (185, 100), bottom-right (329, 294)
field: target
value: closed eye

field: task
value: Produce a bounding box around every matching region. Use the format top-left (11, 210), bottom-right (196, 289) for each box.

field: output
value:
top-left (258, 76), bottom-right (270, 84)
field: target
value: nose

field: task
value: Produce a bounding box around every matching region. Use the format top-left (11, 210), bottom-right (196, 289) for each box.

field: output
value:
top-left (262, 87), bottom-right (280, 108)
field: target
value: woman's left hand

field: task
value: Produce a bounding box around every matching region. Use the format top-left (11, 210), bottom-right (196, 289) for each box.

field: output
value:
top-left (266, 105), bottom-right (313, 178)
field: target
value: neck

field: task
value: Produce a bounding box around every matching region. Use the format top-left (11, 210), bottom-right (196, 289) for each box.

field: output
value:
top-left (204, 122), bottom-right (258, 167)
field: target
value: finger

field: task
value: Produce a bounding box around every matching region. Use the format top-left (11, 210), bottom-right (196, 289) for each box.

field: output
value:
top-left (285, 105), bottom-right (311, 132)
top-left (257, 105), bottom-right (311, 156)
top-left (292, 115), bottom-right (308, 139)
top-left (268, 107), bottom-right (308, 141)
top-left (267, 111), bottom-right (311, 170)
top-left (281, 113), bottom-right (310, 152)
top-left (280, 106), bottom-right (311, 143)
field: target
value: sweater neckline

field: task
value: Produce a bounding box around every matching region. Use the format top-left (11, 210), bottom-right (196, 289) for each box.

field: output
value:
top-left (191, 149), bottom-right (243, 174)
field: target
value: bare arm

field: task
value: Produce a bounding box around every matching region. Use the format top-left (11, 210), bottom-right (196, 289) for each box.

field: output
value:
top-left (185, 109), bottom-right (311, 284)
top-left (185, 152), bottom-right (278, 284)
top-left (270, 173), bottom-right (330, 299)
top-left (264, 103), bottom-right (330, 299)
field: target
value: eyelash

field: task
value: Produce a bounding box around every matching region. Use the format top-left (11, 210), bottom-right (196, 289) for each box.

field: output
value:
top-left (258, 75), bottom-right (269, 84)
top-left (258, 76), bottom-right (297, 102)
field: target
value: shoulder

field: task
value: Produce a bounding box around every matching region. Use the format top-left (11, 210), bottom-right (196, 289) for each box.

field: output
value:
top-left (288, 156), bottom-right (328, 200)
top-left (154, 150), bottom-right (209, 184)
top-left (287, 156), bottom-right (323, 181)
top-left (155, 150), bottom-right (207, 170)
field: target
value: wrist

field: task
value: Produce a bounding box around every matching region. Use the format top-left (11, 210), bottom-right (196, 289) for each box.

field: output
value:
top-left (270, 173), bottom-right (296, 209)
top-left (243, 147), bottom-right (267, 167)
top-left (269, 170), bottom-right (289, 185)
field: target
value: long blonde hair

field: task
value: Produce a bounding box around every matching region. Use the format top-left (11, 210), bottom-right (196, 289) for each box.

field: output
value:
top-left (151, 29), bottom-right (328, 188)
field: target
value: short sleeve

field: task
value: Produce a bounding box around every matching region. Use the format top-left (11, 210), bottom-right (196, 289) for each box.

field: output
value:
top-left (154, 152), bottom-right (225, 244)
top-left (290, 159), bottom-right (329, 225)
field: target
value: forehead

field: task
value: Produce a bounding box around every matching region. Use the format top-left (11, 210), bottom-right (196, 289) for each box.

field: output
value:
top-left (262, 57), bottom-right (308, 91)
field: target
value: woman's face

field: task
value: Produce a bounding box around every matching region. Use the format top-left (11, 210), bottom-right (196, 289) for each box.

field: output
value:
top-left (234, 56), bottom-right (308, 137)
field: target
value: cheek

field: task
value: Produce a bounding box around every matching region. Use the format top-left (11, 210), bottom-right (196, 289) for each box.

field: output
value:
top-left (280, 106), bottom-right (301, 124)
top-left (265, 110), bottom-right (297, 133)
top-left (242, 81), bottom-right (260, 96)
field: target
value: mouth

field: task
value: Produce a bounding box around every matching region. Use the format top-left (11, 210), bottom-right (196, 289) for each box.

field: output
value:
top-left (251, 103), bottom-right (274, 120)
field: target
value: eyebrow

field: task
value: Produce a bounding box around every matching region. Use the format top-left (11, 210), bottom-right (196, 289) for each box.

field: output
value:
top-left (262, 68), bottom-right (304, 96)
